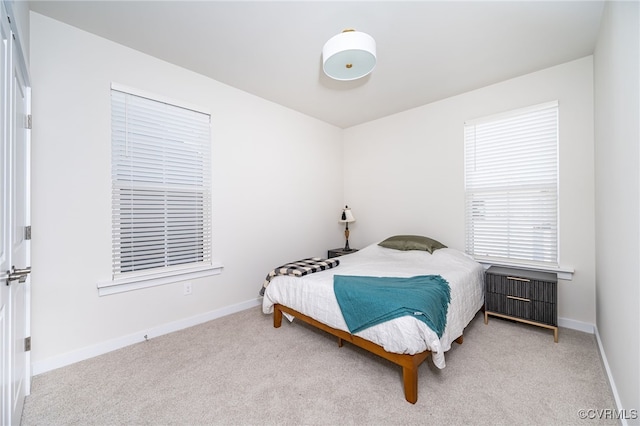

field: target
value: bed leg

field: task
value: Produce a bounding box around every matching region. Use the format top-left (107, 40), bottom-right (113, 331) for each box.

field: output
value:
top-left (337, 337), bottom-right (344, 347)
top-left (402, 364), bottom-right (419, 404)
top-left (455, 335), bottom-right (463, 344)
top-left (273, 306), bottom-right (283, 328)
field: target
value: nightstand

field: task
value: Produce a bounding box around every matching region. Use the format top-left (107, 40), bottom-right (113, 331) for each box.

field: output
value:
top-left (484, 266), bottom-right (558, 342)
top-left (327, 248), bottom-right (358, 258)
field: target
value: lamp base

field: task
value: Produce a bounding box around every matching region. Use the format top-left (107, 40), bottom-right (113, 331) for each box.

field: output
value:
top-left (344, 226), bottom-right (351, 251)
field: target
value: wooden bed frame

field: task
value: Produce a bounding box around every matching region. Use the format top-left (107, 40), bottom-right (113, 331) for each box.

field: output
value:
top-left (273, 303), bottom-right (464, 404)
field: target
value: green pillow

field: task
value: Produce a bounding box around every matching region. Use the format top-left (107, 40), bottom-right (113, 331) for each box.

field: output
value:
top-left (378, 235), bottom-right (447, 254)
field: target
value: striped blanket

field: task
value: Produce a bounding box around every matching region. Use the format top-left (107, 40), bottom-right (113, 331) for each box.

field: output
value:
top-left (259, 257), bottom-right (340, 296)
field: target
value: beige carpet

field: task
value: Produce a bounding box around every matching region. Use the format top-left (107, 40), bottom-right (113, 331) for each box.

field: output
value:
top-left (21, 306), bottom-right (617, 425)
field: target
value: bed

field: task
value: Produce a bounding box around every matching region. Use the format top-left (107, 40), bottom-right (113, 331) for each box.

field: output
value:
top-left (261, 235), bottom-right (485, 403)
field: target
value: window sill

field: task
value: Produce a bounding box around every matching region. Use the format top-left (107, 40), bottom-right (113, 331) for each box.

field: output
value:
top-left (97, 262), bottom-right (224, 296)
top-left (477, 260), bottom-right (574, 281)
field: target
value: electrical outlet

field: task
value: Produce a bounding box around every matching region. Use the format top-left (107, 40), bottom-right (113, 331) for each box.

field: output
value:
top-left (183, 282), bottom-right (192, 295)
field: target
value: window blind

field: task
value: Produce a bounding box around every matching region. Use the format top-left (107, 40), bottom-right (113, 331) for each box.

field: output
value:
top-left (464, 101), bottom-right (558, 267)
top-left (111, 89), bottom-right (212, 278)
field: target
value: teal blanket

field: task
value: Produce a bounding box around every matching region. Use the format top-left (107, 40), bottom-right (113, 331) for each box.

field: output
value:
top-left (333, 275), bottom-right (451, 337)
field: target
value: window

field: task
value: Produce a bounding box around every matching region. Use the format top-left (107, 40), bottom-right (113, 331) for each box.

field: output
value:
top-left (101, 84), bottom-right (216, 294)
top-left (464, 101), bottom-right (558, 269)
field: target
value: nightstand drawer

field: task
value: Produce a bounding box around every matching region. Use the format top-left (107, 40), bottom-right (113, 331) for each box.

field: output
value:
top-left (486, 273), bottom-right (557, 304)
top-left (486, 293), bottom-right (556, 326)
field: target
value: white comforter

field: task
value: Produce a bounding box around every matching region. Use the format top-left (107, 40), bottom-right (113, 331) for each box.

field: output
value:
top-left (261, 243), bottom-right (484, 368)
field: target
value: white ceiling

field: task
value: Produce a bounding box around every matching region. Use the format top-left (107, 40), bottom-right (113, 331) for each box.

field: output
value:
top-left (29, 1), bottom-right (605, 128)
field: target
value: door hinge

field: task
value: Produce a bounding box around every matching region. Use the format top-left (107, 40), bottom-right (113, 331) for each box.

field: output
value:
top-left (24, 337), bottom-right (31, 352)
top-left (26, 114), bottom-right (32, 130)
top-left (24, 226), bottom-right (31, 240)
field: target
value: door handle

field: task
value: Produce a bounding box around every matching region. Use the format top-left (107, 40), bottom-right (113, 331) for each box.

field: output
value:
top-left (6, 266), bottom-right (31, 285)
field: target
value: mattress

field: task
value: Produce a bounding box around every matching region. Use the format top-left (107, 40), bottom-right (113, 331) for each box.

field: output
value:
top-left (262, 242), bottom-right (485, 368)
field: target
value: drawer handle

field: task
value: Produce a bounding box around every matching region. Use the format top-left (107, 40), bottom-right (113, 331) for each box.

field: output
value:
top-left (507, 295), bottom-right (531, 302)
top-left (507, 276), bottom-right (530, 282)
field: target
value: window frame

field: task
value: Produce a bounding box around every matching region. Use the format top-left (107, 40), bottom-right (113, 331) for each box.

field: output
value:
top-left (98, 83), bottom-right (222, 296)
top-left (463, 101), bottom-right (571, 278)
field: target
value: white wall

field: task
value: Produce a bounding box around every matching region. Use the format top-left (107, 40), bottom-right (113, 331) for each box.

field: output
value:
top-left (594, 0), bottom-right (640, 417)
top-left (29, 13), bottom-right (344, 370)
top-left (344, 57), bottom-right (596, 326)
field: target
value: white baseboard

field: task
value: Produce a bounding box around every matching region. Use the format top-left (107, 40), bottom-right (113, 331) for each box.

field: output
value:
top-left (557, 318), bottom-right (629, 425)
top-left (32, 298), bottom-right (262, 376)
top-left (558, 316), bottom-right (595, 334)
top-left (30, 309), bottom-right (608, 377)
top-left (594, 325), bottom-right (630, 426)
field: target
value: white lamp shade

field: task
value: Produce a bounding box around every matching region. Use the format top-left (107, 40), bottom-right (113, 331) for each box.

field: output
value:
top-left (322, 30), bottom-right (376, 81)
top-left (339, 208), bottom-right (355, 223)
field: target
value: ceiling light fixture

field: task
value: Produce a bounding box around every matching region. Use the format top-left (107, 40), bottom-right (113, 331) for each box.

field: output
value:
top-left (322, 29), bottom-right (376, 81)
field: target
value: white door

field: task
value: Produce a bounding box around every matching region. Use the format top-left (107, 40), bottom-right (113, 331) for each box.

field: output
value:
top-left (9, 29), bottom-right (30, 425)
top-left (0, 3), bottom-right (31, 424)
top-left (0, 4), bottom-right (12, 423)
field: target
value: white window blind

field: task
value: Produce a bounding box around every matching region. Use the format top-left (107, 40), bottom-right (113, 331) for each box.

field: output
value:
top-left (111, 88), bottom-right (212, 279)
top-left (464, 101), bottom-right (558, 267)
